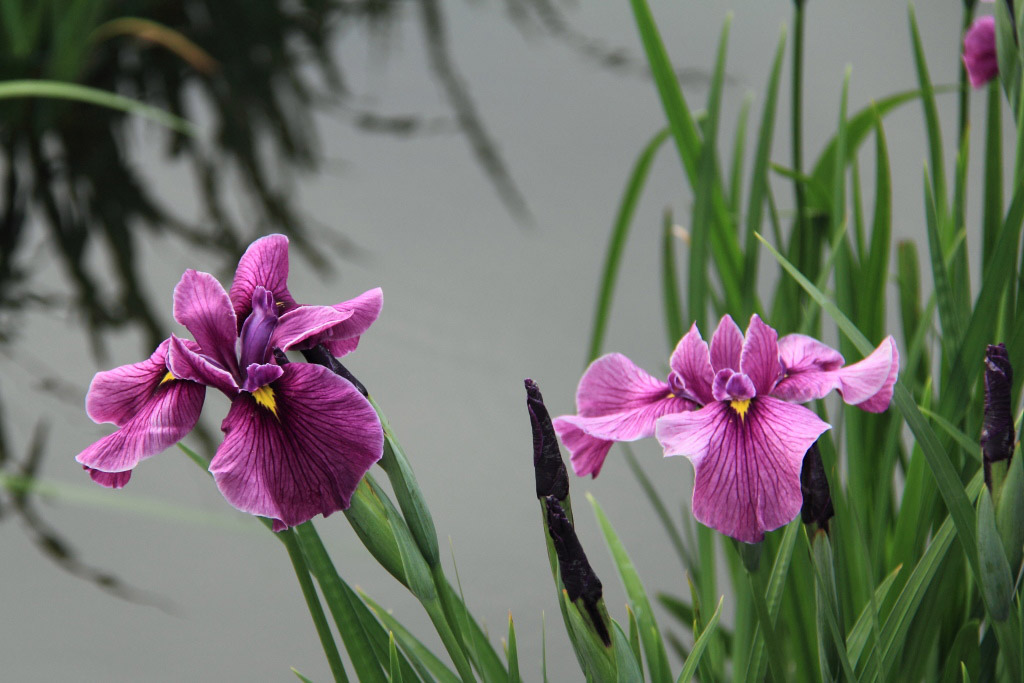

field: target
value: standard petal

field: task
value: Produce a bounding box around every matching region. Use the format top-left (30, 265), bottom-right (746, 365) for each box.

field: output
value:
top-left (656, 397), bottom-right (830, 543)
top-left (669, 324), bottom-right (715, 405)
top-left (229, 234), bottom-right (298, 326)
top-left (271, 304), bottom-right (354, 352)
top-left (314, 287), bottom-right (384, 357)
top-left (209, 363), bottom-right (384, 529)
top-left (710, 315), bottom-right (743, 372)
top-left (86, 339), bottom-right (171, 426)
top-left (167, 334), bottom-right (239, 397)
top-left (840, 336), bottom-right (898, 412)
top-left (77, 380), bottom-right (205, 473)
top-left (740, 314), bottom-right (783, 396)
top-left (556, 395), bottom-right (696, 444)
top-left (85, 466), bottom-right (132, 489)
top-left (173, 269), bottom-right (239, 376)
top-left (571, 353), bottom-right (674, 417)
top-left (552, 419), bottom-right (614, 478)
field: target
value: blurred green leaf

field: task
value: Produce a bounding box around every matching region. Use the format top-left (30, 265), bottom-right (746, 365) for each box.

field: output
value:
top-left (977, 489), bottom-right (1014, 621)
top-left (0, 79), bottom-right (196, 135)
top-left (587, 128), bottom-right (671, 362)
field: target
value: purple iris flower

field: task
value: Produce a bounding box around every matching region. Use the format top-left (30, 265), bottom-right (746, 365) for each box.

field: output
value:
top-left (77, 234), bottom-right (385, 530)
top-left (963, 15), bottom-right (998, 88)
top-left (554, 314), bottom-right (898, 543)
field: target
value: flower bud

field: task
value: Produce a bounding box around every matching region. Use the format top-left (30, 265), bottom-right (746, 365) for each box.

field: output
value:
top-left (526, 379), bottom-right (569, 501)
top-left (800, 440), bottom-right (834, 533)
top-left (963, 15), bottom-right (998, 88)
top-left (982, 343), bottom-right (1014, 496)
top-left (545, 496), bottom-right (610, 646)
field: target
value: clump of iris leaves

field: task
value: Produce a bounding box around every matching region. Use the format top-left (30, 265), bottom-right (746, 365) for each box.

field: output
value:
top-left (7, 0), bottom-right (1024, 681)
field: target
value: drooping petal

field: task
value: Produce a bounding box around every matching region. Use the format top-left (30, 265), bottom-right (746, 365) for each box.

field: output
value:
top-left (271, 304), bottom-right (355, 352)
top-left (209, 363), bottom-right (384, 529)
top-left (573, 353), bottom-right (676, 417)
top-left (173, 269), bottom-right (239, 377)
top-left (555, 395), bottom-right (696, 444)
top-left (551, 420), bottom-right (614, 478)
top-left (77, 379), bottom-right (205, 473)
top-left (86, 339), bottom-right (172, 426)
top-left (656, 397), bottom-right (830, 543)
top-left (167, 334), bottom-right (239, 397)
top-left (315, 287), bottom-right (384, 357)
top-left (771, 334), bottom-right (845, 403)
top-left (739, 314), bottom-right (783, 396)
top-left (710, 314), bottom-right (744, 372)
top-left (85, 466), bottom-right (132, 489)
top-left (963, 16), bottom-right (998, 88)
top-left (229, 233), bottom-right (297, 327)
top-left (669, 324), bottom-right (715, 405)
top-left (840, 336), bottom-right (898, 412)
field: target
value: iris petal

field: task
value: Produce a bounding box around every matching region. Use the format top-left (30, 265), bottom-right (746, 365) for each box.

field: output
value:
top-left (229, 234), bottom-right (298, 326)
top-left (167, 334), bottom-right (239, 397)
top-left (173, 270), bottom-right (240, 377)
top-left (840, 336), bottom-right (898, 412)
top-left (573, 353), bottom-right (678, 417)
top-left (656, 397), bottom-right (830, 543)
top-left (318, 287), bottom-right (384, 357)
top-left (669, 324), bottom-right (715, 405)
top-left (710, 314), bottom-right (744, 372)
top-left (77, 379), bottom-right (205, 474)
top-left (86, 339), bottom-right (173, 426)
top-left (739, 314), bottom-right (783, 395)
top-left (551, 421), bottom-right (614, 478)
top-left (209, 363), bottom-right (383, 529)
top-left (271, 304), bottom-right (356, 352)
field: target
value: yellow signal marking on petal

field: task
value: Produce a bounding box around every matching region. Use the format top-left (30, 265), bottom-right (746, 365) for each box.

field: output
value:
top-left (730, 399), bottom-right (751, 420)
top-left (252, 385), bottom-right (279, 418)
top-left (159, 371), bottom-right (176, 385)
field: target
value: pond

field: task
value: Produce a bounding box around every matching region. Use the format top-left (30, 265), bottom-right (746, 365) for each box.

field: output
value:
top-left (1, 1), bottom-right (969, 680)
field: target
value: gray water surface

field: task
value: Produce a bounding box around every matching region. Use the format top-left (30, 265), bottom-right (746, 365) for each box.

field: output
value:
top-left (1, 2), bottom-right (969, 680)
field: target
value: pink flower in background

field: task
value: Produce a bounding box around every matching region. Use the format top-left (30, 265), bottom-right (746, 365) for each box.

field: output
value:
top-left (963, 15), bottom-right (998, 88)
top-left (556, 314), bottom-right (898, 543)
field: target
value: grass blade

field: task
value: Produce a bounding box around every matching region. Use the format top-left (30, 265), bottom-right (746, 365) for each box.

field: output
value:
top-left (588, 493), bottom-right (672, 682)
top-left (587, 128), bottom-right (671, 362)
top-left (676, 597), bottom-right (724, 683)
top-left (0, 79), bottom-right (196, 135)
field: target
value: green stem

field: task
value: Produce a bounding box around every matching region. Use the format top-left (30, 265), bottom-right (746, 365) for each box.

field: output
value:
top-left (177, 444), bottom-right (348, 682)
top-left (277, 527), bottom-right (350, 683)
top-left (791, 0), bottom-right (807, 260)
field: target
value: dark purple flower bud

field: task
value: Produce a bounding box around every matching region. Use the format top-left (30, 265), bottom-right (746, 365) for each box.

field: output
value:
top-left (800, 440), bottom-right (834, 533)
top-left (302, 344), bottom-right (369, 397)
top-left (963, 15), bottom-right (998, 88)
top-left (545, 496), bottom-right (609, 646)
top-left (526, 379), bottom-right (569, 501)
top-left (982, 343), bottom-right (1014, 491)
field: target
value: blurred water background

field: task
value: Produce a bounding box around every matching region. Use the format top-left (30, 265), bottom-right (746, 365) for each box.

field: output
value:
top-left (0, 1), bottom-right (969, 680)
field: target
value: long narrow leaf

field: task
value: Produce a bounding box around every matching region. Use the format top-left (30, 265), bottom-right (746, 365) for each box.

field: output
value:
top-left (0, 79), bottom-right (196, 135)
top-left (587, 128), bottom-right (671, 362)
top-left (588, 493), bottom-right (672, 682)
